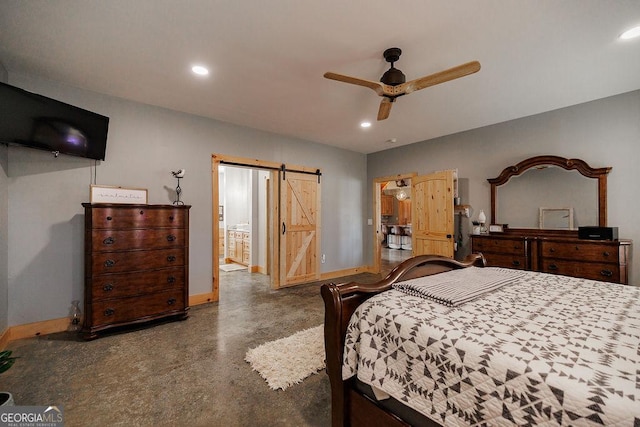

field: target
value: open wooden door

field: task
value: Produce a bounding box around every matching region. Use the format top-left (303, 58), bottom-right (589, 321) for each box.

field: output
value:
top-left (412, 170), bottom-right (455, 258)
top-left (279, 171), bottom-right (321, 286)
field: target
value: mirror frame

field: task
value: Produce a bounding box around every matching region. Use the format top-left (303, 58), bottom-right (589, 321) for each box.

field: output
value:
top-left (489, 155), bottom-right (611, 228)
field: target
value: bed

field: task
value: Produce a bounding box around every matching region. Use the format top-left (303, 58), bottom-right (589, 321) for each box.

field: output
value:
top-left (321, 254), bottom-right (640, 426)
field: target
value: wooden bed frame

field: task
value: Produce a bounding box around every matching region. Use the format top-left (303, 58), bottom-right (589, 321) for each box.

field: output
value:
top-left (320, 253), bottom-right (487, 427)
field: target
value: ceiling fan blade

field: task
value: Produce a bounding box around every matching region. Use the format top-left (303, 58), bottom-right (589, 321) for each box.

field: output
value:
top-left (324, 72), bottom-right (385, 96)
top-left (377, 97), bottom-right (393, 120)
top-left (403, 61), bottom-right (481, 94)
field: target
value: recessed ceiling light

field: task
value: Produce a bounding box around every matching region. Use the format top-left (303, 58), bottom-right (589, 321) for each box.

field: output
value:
top-left (620, 26), bottom-right (640, 40)
top-left (191, 65), bottom-right (209, 76)
top-left (360, 121), bottom-right (371, 128)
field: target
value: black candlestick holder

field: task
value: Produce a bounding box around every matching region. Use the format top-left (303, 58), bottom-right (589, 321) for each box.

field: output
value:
top-left (173, 177), bottom-right (184, 205)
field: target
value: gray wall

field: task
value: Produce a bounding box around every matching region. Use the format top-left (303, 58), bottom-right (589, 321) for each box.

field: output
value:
top-left (0, 61), bottom-right (8, 334)
top-left (6, 72), bottom-right (367, 327)
top-left (5, 69), bottom-right (638, 329)
top-left (367, 89), bottom-right (640, 282)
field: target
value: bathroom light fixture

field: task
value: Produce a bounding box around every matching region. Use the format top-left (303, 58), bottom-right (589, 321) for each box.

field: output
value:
top-left (620, 26), bottom-right (640, 40)
top-left (360, 121), bottom-right (371, 128)
top-left (191, 65), bottom-right (209, 76)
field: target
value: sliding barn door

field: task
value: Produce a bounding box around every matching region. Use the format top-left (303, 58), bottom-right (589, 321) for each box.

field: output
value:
top-left (279, 171), bottom-right (321, 286)
top-left (412, 170), bottom-right (455, 258)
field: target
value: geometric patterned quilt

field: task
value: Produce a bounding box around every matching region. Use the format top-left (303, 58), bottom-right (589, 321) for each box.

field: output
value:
top-left (343, 269), bottom-right (640, 426)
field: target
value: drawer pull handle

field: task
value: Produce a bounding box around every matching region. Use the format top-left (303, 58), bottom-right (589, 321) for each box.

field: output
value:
top-left (106, 216), bottom-right (112, 221)
top-left (514, 245), bottom-right (520, 250)
top-left (512, 260), bottom-right (520, 267)
top-left (601, 270), bottom-right (613, 277)
top-left (548, 264), bottom-right (558, 271)
top-left (169, 216), bottom-right (174, 221)
top-left (104, 259), bottom-right (115, 267)
top-left (603, 251), bottom-right (610, 257)
top-left (104, 308), bottom-right (115, 316)
top-left (167, 298), bottom-right (177, 306)
top-left (139, 210), bottom-right (144, 215)
top-left (103, 237), bottom-right (115, 245)
top-left (549, 248), bottom-right (555, 253)
top-left (167, 235), bottom-right (176, 242)
top-left (167, 276), bottom-right (176, 284)
top-left (575, 246), bottom-right (579, 251)
top-left (167, 255), bottom-right (177, 262)
top-left (103, 283), bottom-right (114, 292)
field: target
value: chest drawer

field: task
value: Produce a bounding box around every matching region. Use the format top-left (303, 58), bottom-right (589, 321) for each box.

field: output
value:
top-left (91, 248), bottom-right (185, 274)
top-left (540, 259), bottom-right (620, 283)
top-left (472, 237), bottom-right (526, 256)
top-left (90, 290), bottom-right (185, 326)
top-left (90, 267), bottom-right (185, 300)
top-left (539, 241), bottom-right (619, 263)
top-left (90, 207), bottom-right (185, 229)
top-left (482, 253), bottom-right (527, 270)
top-left (90, 229), bottom-right (185, 252)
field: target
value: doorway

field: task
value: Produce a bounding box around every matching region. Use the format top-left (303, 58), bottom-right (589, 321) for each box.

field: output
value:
top-left (218, 165), bottom-right (272, 274)
top-left (211, 154), bottom-right (322, 302)
top-left (373, 170), bottom-right (456, 274)
top-left (373, 173), bottom-right (416, 274)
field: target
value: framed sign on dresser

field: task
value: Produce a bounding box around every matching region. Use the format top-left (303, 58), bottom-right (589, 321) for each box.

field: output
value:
top-left (472, 155), bottom-right (632, 284)
top-left (81, 203), bottom-right (191, 339)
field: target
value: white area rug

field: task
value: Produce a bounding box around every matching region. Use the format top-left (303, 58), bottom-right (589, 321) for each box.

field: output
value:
top-left (219, 263), bottom-right (246, 272)
top-left (245, 325), bottom-right (325, 391)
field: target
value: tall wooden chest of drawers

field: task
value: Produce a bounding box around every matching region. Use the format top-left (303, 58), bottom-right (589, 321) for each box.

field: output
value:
top-left (471, 233), bottom-right (631, 284)
top-left (82, 203), bottom-right (190, 339)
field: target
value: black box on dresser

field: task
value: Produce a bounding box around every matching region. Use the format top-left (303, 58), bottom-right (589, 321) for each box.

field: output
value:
top-left (578, 226), bottom-right (619, 240)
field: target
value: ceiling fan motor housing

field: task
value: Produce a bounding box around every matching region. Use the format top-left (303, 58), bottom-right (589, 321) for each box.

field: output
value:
top-left (381, 67), bottom-right (406, 86)
top-left (381, 47), bottom-right (406, 86)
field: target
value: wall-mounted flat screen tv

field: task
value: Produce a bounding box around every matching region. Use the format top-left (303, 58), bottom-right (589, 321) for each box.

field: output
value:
top-left (0, 81), bottom-right (109, 160)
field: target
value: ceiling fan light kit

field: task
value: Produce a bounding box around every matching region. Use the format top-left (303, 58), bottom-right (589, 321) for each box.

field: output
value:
top-left (324, 47), bottom-right (481, 120)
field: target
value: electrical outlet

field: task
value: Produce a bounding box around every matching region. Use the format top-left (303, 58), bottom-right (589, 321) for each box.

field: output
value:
top-left (321, 254), bottom-right (326, 264)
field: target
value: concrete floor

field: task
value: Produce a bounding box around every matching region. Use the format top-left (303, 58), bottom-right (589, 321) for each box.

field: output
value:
top-left (1, 250), bottom-right (408, 426)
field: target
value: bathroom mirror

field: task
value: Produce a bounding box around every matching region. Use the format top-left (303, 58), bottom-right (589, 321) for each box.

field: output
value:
top-left (489, 156), bottom-right (610, 229)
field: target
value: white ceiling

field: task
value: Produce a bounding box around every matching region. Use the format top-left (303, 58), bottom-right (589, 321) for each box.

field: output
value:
top-left (1, 1), bottom-right (639, 154)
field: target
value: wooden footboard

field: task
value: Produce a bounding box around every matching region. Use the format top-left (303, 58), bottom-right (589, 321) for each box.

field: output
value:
top-left (320, 253), bottom-right (486, 427)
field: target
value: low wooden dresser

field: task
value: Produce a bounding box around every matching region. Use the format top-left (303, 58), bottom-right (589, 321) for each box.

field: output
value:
top-left (82, 203), bottom-right (190, 339)
top-left (472, 233), bottom-right (631, 284)
top-left (538, 237), bottom-right (630, 284)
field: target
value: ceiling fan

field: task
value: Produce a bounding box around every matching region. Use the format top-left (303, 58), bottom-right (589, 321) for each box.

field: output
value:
top-left (324, 48), bottom-right (481, 120)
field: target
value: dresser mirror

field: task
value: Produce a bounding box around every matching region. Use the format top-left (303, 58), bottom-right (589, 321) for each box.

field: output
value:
top-left (489, 156), bottom-right (610, 230)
